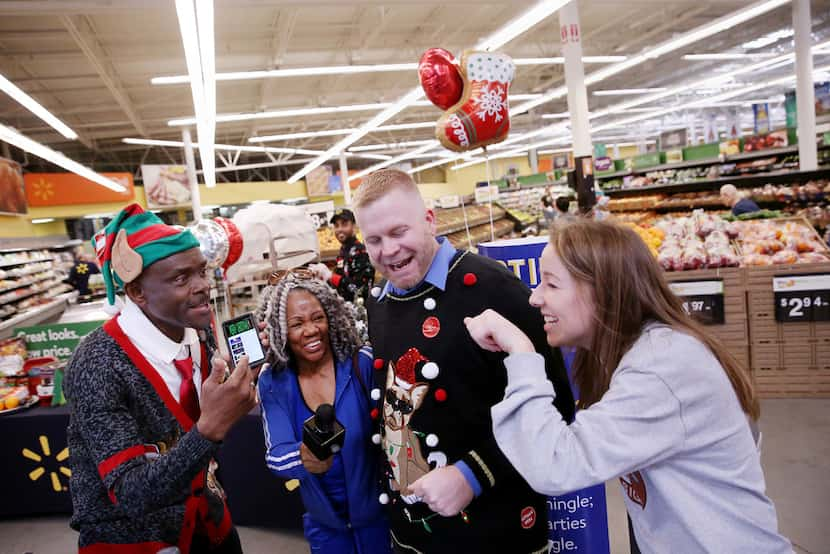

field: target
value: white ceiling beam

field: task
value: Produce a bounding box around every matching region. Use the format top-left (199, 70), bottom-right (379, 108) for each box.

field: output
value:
top-left (61, 15), bottom-right (147, 136)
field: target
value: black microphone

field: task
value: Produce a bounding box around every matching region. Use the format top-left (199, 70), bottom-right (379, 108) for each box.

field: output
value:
top-left (302, 403), bottom-right (346, 460)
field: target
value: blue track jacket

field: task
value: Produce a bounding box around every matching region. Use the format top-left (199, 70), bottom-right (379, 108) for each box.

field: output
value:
top-left (259, 346), bottom-right (387, 531)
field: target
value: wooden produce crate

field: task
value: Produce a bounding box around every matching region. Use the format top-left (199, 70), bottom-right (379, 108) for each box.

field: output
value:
top-left (663, 267), bottom-right (750, 374)
top-left (745, 261), bottom-right (830, 397)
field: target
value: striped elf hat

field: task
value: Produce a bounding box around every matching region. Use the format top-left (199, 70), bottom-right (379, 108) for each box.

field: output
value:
top-left (92, 203), bottom-right (200, 314)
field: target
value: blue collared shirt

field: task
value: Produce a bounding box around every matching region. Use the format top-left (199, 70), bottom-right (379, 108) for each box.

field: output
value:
top-left (377, 236), bottom-right (483, 498)
top-left (379, 236), bottom-right (456, 299)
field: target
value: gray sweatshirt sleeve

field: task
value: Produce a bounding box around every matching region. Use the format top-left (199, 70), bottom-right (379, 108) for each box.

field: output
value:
top-left (491, 352), bottom-right (686, 496)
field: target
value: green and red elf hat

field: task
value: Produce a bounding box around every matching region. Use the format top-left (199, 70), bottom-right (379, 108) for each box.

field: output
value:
top-left (92, 203), bottom-right (200, 314)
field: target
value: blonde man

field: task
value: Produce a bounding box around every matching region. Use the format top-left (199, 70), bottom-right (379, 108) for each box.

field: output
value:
top-left (353, 169), bottom-right (575, 554)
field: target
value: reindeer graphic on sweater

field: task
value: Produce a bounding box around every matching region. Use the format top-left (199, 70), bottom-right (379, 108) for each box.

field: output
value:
top-left (382, 348), bottom-right (434, 503)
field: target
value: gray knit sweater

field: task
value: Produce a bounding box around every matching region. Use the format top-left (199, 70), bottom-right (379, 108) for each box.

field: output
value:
top-left (65, 320), bottom-right (229, 552)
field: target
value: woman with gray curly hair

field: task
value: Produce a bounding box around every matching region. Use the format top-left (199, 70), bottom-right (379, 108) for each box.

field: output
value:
top-left (256, 271), bottom-right (390, 553)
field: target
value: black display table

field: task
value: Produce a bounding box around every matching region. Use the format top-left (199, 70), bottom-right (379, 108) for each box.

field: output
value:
top-left (0, 405), bottom-right (304, 529)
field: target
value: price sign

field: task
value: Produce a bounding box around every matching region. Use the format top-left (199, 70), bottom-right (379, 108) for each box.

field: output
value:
top-left (668, 280), bottom-right (725, 325)
top-left (773, 274), bottom-right (830, 322)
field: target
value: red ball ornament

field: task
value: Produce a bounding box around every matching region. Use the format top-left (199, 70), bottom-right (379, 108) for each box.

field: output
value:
top-left (463, 272), bottom-right (477, 286)
top-left (373, 358), bottom-right (384, 369)
top-left (434, 388), bottom-right (448, 402)
top-left (370, 408), bottom-right (380, 420)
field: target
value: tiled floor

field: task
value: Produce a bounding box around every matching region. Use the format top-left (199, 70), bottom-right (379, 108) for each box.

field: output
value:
top-left (1, 398), bottom-right (827, 553)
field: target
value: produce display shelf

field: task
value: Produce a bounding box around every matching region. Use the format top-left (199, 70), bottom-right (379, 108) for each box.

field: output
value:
top-left (596, 145), bottom-right (812, 181)
top-left (603, 168), bottom-right (830, 196)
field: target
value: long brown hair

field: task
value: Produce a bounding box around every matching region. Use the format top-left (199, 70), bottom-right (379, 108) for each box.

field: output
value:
top-left (550, 218), bottom-right (759, 420)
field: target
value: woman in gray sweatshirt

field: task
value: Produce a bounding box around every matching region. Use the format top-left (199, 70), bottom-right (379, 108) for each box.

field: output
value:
top-left (464, 218), bottom-right (792, 554)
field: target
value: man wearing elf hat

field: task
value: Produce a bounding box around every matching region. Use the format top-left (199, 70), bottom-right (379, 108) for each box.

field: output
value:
top-left (354, 170), bottom-right (575, 553)
top-left (64, 203), bottom-right (261, 553)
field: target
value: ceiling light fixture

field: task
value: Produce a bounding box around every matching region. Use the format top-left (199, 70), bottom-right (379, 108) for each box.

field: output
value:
top-left (683, 52), bottom-right (778, 60)
top-left (289, 0), bottom-right (572, 184)
top-left (348, 140), bottom-right (436, 152)
top-left (169, 102), bottom-right (393, 126)
top-left (152, 56), bottom-right (628, 85)
top-left (593, 88), bottom-right (668, 96)
top-left (121, 137), bottom-right (390, 161)
top-left (248, 128), bottom-right (354, 142)
top-left (0, 73), bottom-right (78, 139)
top-left (0, 123), bottom-right (125, 192)
top-left (742, 28), bottom-right (795, 50)
top-left (31, 218), bottom-right (55, 224)
top-left (175, 0), bottom-right (216, 187)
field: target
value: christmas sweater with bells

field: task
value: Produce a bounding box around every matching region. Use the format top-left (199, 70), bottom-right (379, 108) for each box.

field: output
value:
top-left (64, 321), bottom-right (232, 553)
top-left (366, 250), bottom-right (575, 554)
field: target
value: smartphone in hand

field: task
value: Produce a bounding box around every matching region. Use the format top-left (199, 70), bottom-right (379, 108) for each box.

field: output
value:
top-left (221, 313), bottom-right (266, 369)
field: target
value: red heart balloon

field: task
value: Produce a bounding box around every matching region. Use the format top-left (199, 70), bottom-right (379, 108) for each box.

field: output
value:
top-left (418, 48), bottom-right (463, 110)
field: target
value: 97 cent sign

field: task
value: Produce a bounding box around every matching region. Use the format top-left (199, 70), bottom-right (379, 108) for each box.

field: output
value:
top-left (668, 280), bottom-right (725, 325)
top-left (773, 274), bottom-right (830, 322)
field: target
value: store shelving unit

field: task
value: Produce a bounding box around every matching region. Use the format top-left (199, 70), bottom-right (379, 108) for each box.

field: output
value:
top-left (0, 248), bottom-right (74, 333)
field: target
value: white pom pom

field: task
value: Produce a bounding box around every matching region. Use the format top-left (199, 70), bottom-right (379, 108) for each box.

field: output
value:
top-left (371, 388), bottom-right (381, 401)
top-left (421, 362), bottom-right (439, 380)
top-left (423, 297), bottom-right (436, 310)
top-left (425, 434), bottom-right (439, 447)
top-left (379, 493), bottom-right (389, 505)
top-left (371, 286), bottom-right (381, 298)
top-left (103, 295), bottom-right (124, 315)
top-left (372, 433), bottom-right (382, 444)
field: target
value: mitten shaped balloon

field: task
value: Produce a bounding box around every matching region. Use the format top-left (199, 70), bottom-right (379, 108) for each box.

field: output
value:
top-left (436, 51), bottom-right (515, 152)
top-left (418, 48), bottom-right (464, 110)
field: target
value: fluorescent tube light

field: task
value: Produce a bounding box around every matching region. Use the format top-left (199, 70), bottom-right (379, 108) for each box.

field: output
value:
top-left (349, 140), bottom-right (435, 152)
top-left (31, 218), bottom-right (55, 224)
top-left (0, 123), bottom-right (125, 192)
top-left (249, 129), bottom-right (354, 142)
top-left (0, 73), bottom-right (78, 140)
top-left (593, 88), bottom-right (668, 96)
top-left (683, 52), bottom-right (778, 60)
top-left (153, 56), bottom-right (627, 85)
top-left (742, 28), bottom-right (794, 50)
top-left (168, 102), bottom-right (392, 126)
top-left (121, 137), bottom-right (389, 160)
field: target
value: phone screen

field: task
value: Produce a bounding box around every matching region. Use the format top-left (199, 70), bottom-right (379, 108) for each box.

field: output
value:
top-left (224, 315), bottom-right (266, 368)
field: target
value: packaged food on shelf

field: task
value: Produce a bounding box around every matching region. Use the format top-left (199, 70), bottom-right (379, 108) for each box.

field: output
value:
top-left (0, 384), bottom-right (30, 411)
top-left (0, 337), bottom-right (27, 376)
top-left (735, 218), bottom-right (830, 266)
top-left (654, 211), bottom-right (740, 271)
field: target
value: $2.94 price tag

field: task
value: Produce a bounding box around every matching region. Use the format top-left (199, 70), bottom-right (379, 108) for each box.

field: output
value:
top-left (668, 280), bottom-right (725, 325)
top-left (773, 274), bottom-right (830, 322)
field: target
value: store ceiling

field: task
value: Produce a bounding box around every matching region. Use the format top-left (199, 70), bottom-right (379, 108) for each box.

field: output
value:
top-left (0, 0), bottom-right (829, 181)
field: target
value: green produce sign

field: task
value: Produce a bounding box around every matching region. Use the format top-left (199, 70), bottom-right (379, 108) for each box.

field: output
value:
top-left (14, 321), bottom-right (105, 360)
top-left (632, 153), bottom-right (661, 169)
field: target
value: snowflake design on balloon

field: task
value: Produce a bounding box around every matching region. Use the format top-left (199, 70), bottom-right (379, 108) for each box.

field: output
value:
top-left (473, 85), bottom-right (507, 122)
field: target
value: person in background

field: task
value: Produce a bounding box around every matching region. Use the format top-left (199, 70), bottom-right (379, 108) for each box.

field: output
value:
top-left (309, 208), bottom-right (375, 303)
top-left (353, 169), bottom-right (575, 554)
top-left (720, 184), bottom-right (761, 216)
top-left (65, 204), bottom-right (262, 553)
top-left (256, 272), bottom-right (390, 554)
top-left (554, 195), bottom-right (571, 217)
top-left (66, 251), bottom-right (101, 296)
top-left (464, 217), bottom-right (791, 553)
top-left (541, 195), bottom-right (557, 228)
